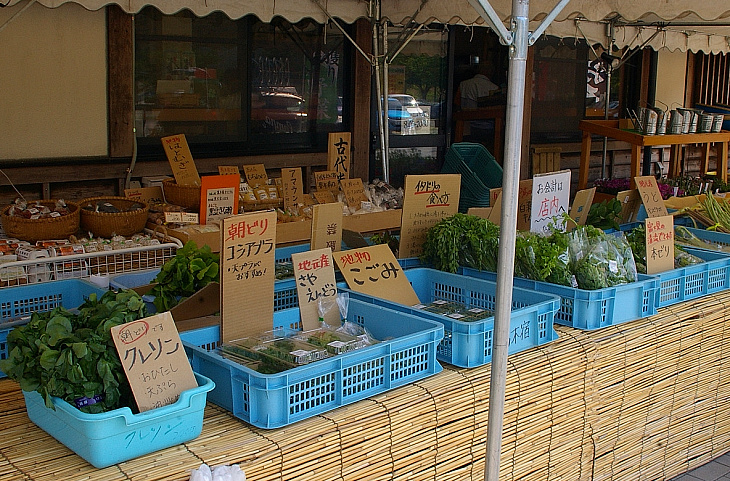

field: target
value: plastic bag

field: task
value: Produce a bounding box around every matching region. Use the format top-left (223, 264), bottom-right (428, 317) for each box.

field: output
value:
top-left (569, 227), bottom-right (637, 289)
top-left (189, 464), bottom-right (246, 481)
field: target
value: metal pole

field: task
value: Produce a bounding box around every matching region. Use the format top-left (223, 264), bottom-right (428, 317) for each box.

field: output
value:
top-left (371, 0), bottom-right (388, 182)
top-left (484, 0), bottom-right (529, 479)
top-left (601, 21), bottom-right (615, 179)
top-left (383, 21), bottom-right (390, 175)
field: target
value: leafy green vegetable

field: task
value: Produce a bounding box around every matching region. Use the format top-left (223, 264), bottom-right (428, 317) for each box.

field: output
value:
top-left (421, 214), bottom-right (499, 273)
top-left (0, 290), bottom-right (147, 413)
top-left (369, 231), bottom-right (400, 257)
top-left (149, 241), bottom-right (219, 312)
top-left (586, 199), bottom-right (623, 231)
top-left (626, 224), bottom-right (705, 273)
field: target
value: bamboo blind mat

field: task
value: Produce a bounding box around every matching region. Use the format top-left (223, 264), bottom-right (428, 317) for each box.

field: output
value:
top-left (3, 291), bottom-right (730, 480)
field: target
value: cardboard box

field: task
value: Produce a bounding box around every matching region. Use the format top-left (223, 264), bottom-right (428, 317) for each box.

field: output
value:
top-left (132, 282), bottom-right (220, 333)
top-left (342, 209), bottom-right (402, 233)
top-left (276, 220), bottom-right (312, 245)
top-left (148, 223), bottom-right (221, 252)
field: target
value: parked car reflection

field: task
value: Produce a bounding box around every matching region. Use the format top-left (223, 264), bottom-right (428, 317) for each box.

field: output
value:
top-left (386, 97), bottom-right (415, 135)
top-left (389, 94), bottom-right (429, 129)
top-left (251, 89), bottom-right (308, 133)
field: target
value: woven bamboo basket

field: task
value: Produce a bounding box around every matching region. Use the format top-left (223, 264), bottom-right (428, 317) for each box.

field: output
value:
top-left (80, 196), bottom-right (149, 238)
top-left (162, 179), bottom-right (201, 210)
top-left (1, 200), bottom-right (80, 243)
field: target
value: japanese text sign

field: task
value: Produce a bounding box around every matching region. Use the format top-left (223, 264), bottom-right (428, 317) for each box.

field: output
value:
top-left (645, 215), bottom-right (674, 274)
top-left (161, 134), bottom-right (201, 187)
top-left (486, 179), bottom-right (532, 229)
top-left (111, 312), bottom-right (198, 413)
top-left (617, 190), bottom-right (642, 224)
top-left (569, 188), bottom-right (596, 227)
top-left (334, 244), bottom-right (420, 306)
top-left (315, 170), bottom-right (340, 195)
top-left (221, 211), bottom-right (276, 341)
top-left (292, 248), bottom-right (339, 330)
top-left (399, 174), bottom-right (461, 259)
top-left (635, 176), bottom-right (669, 218)
top-left (125, 186), bottom-right (163, 205)
top-left (311, 202), bottom-right (343, 253)
top-left (218, 165), bottom-right (240, 176)
top-left (340, 178), bottom-right (368, 210)
top-left (327, 132), bottom-right (351, 181)
top-left (530, 170), bottom-right (571, 234)
top-left (281, 167), bottom-right (304, 211)
top-left (243, 164), bottom-right (268, 188)
top-left (164, 212), bottom-right (199, 224)
top-left (487, 190), bottom-right (502, 225)
top-left (200, 174), bottom-right (240, 225)
top-left (313, 190), bottom-right (337, 204)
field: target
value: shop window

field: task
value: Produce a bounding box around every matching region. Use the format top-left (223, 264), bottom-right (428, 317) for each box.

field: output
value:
top-left (134, 8), bottom-right (346, 158)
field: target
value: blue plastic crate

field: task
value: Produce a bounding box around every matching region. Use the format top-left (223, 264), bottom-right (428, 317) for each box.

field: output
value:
top-left (23, 372), bottom-right (214, 468)
top-left (342, 268), bottom-right (560, 368)
top-left (461, 268), bottom-right (660, 331)
top-left (180, 298), bottom-right (443, 429)
top-left (653, 246), bottom-right (730, 307)
top-left (678, 227), bottom-right (730, 251)
top-left (0, 279), bottom-right (107, 378)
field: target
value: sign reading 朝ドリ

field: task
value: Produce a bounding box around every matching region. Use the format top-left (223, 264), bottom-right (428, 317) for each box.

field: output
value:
top-left (530, 170), bottom-right (571, 234)
top-left (200, 174), bottom-right (240, 225)
top-left (292, 248), bottom-right (339, 330)
top-left (645, 214), bottom-right (674, 274)
top-left (334, 244), bottom-right (420, 306)
top-left (328, 132), bottom-right (351, 181)
top-left (635, 176), bottom-right (669, 218)
top-left (220, 211), bottom-right (276, 342)
top-left (110, 311), bottom-right (198, 413)
top-left (281, 167), bottom-right (304, 211)
top-left (161, 134), bottom-right (201, 187)
top-left (311, 202), bottom-right (343, 252)
top-left (399, 174), bottom-right (461, 259)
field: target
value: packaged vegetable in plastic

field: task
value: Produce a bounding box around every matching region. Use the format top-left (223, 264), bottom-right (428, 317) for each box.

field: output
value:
top-left (569, 226), bottom-right (637, 289)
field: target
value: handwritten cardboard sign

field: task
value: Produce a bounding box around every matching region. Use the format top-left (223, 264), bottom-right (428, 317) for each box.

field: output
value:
top-left (311, 202), bottom-right (343, 252)
top-left (111, 311), bottom-right (198, 412)
top-left (125, 186), bottom-right (163, 205)
top-left (164, 212), bottom-right (199, 224)
top-left (486, 179), bottom-right (532, 229)
top-left (327, 132), bottom-right (351, 181)
top-left (161, 134), bottom-right (201, 187)
top-left (399, 174), bottom-right (461, 259)
top-left (616, 190), bottom-right (642, 223)
top-left (221, 211), bottom-right (276, 342)
top-left (291, 248), bottom-right (339, 330)
top-left (569, 187), bottom-right (596, 227)
top-left (281, 167), bottom-right (304, 211)
top-left (334, 244), bottom-right (420, 306)
top-left (200, 174), bottom-right (240, 225)
top-left (487, 191), bottom-right (502, 225)
top-left (645, 214), bottom-right (674, 274)
top-left (467, 207), bottom-right (492, 219)
top-left (530, 170), bottom-right (571, 234)
top-left (243, 164), bottom-right (268, 188)
top-left (635, 176), bottom-right (669, 218)
top-left (340, 178), bottom-right (368, 210)
top-left (315, 170), bottom-right (340, 195)
top-left (218, 165), bottom-right (240, 176)
top-left (313, 190), bottom-right (337, 204)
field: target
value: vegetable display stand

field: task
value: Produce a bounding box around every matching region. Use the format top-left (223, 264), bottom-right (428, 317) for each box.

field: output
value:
top-left (461, 268), bottom-right (660, 331)
top-left (0, 278), bottom-right (107, 377)
top-left (22, 372), bottom-right (214, 468)
top-left (651, 246), bottom-right (730, 307)
top-left (342, 268), bottom-right (560, 368)
top-left (180, 299), bottom-right (443, 429)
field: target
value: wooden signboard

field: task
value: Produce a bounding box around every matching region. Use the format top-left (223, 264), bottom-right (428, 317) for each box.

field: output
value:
top-left (569, 187), bottom-right (596, 227)
top-left (220, 211), bottom-right (276, 342)
top-left (200, 174), bottom-right (240, 225)
top-left (399, 174), bottom-right (461, 259)
top-left (313, 190), bottom-right (337, 204)
top-left (161, 134), bottom-right (201, 186)
top-left (617, 190), bottom-right (642, 224)
top-left (111, 311), bottom-right (198, 412)
top-left (530, 170), bottom-right (571, 234)
top-left (314, 170), bottom-right (339, 195)
top-left (243, 163), bottom-right (268, 188)
top-left (327, 132), bottom-right (351, 181)
top-left (311, 202), bottom-right (343, 252)
top-left (125, 186), bottom-right (163, 205)
top-left (334, 244), bottom-right (420, 306)
top-left (340, 178), bottom-right (368, 211)
top-left (281, 167), bottom-right (304, 211)
top-left (291, 248), bottom-right (339, 330)
top-left (645, 215), bottom-right (674, 274)
top-left (635, 176), bottom-right (669, 218)
top-left (218, 165), bottom-right (240, 176)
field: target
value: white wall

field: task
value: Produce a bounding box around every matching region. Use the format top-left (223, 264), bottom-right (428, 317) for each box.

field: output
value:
top-left (655, 50), bottom-right (688, 110)
top-left (0, 2), bottom-right (107, 159)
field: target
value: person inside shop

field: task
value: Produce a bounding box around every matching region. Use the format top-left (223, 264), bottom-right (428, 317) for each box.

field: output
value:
top-left (455, 62), bottom-right (503, 152)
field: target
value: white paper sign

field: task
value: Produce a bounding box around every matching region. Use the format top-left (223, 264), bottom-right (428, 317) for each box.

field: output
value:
top-left (530, 170), bottom-right (571, 234)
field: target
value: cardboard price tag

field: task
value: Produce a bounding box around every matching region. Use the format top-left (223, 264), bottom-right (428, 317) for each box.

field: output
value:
top-left (291, 248), bottom-right (339, 330)
top-left (110, 312), bottom-right (198, 413)
top-left (399, 174), bottom-right (461, 259)
top-left (340, 178), bottom-right (368, 210)
top-left (164, 212), bottom-right (199, 224)
top-left (315, 170), bottom-right (339, 195)
top-left (218, 165), bottom-right (240, 175)
top-left (243, 164), bottom-right (268, 188)
top-left (635, 176), bottom-right (669, 218)
top-left (335, 244), bottom-right (420, 306)
top-left (125, 186), bottom-right (163, 205)
top-left (569, 187), bottom-right (596, 227)
top-left (645, 214), bottom-right (674, 274)
top-left (327, 132), bottom-right (351, 181)
top-left (221, 211), bottom-right (276, 342)
top-left (281, 167), bottom-right (304, 211)
top-left (161, 134), bottom-right (201, 187)
top-left (530, 170), bottom-right (571, 234)
top-left (200, 174), bottom-right (240, 225)
top-left (311, 202), bottom-right (343, 252)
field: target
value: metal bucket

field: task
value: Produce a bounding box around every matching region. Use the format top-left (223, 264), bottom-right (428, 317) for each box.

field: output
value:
top-left (677, 108), bottom-right (692, 133)
top-left (668, 110), bottom-right (684, 134)
top-left (642, 108), bottom-right (658, 135)
top-left (688, 109), bottom-right (700, 133)
top-left (654, 108), bottom-right (668, 135)
top-left (712, 114), bottom-right (725, 133)
top-left (698, 113), bottom-right (714, 133)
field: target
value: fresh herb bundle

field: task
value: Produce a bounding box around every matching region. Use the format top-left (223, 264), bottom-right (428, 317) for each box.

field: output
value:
top-left (421, 213), bottom-right (499, 273)
top-left (586, 199), bottom-right (623, 231)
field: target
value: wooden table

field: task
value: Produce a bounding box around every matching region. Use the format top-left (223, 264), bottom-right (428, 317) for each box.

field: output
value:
top-left (578, 119), bottom-right (730, 189)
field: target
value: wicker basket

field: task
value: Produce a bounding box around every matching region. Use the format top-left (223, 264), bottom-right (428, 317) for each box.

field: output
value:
top-left (80, 196), bottom-right (150, 238)
top-left (1, 200), bottom-right (80, 243)
top-left (162, 179), bottom-right (201, 210)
